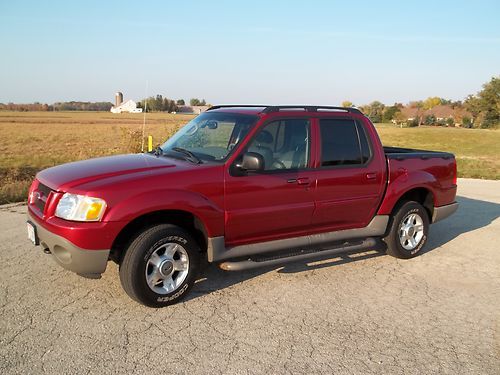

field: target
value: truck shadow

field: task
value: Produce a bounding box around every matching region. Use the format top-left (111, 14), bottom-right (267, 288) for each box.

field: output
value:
top-left (188, 195), bottom-right (499, 301)
top-left (423, 195), bottom-right (500, 254)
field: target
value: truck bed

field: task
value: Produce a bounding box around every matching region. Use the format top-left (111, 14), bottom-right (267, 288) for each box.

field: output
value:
top-left (383, 146), bottom-right (454, 161)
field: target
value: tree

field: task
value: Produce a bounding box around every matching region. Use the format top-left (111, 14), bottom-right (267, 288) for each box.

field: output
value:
top-left (167, 100), bottom-right (178, 113)
top-left (393, 111), bottom-right (406, 127)
top-left (423, 97), bottom-right (442, 110)
top-left (465, 77), bottom-right (499, 128)
top-left (366, 101), bottom-right (385, 123)
top-left (176, 99), bottom-right (185, 105)
top-left (190, 98), bottom-right (207, 106)
top-left (138, 94), bottom-right (178, 112)
top-left (342, 100), bottom-right (353, 107)
top-left (383, 105), bottom-right (401, 122)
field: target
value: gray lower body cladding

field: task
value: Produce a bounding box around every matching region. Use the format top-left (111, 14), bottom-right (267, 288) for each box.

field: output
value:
top-left (432, 202), bottom-right (458, 223)
top-left (208, 215), bottom-right (389, 263)
top-left (27, 211), bottom-right (110, 277)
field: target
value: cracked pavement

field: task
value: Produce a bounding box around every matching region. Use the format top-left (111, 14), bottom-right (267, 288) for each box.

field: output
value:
top-left (0, 178), bottom-right (499, 374)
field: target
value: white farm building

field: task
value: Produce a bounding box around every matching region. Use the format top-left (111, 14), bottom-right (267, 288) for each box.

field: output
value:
top-left (110, 92), bottom-right (143, 113)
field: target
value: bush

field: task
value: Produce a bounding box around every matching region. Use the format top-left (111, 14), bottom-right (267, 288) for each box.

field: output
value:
top-left (0, 167), bottom-right (38, 204)
top-left (446, 117), bottom-right (454, 127)
top-left (120, 128), bottom-right (144, 153)
top-left (424, 114), bottom-right (436, 125)
top-left (407, 117), bottom-right (420, 127)
top-left (462, 116), bottom-right (473, 128)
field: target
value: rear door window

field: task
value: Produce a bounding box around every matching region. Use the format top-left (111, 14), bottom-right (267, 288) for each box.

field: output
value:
top-left (319, 119), bottom-right (371, 167)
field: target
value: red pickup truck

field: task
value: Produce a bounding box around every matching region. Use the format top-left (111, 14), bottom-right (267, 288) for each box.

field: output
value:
top-left (27, 105), bottom-right (458, 307)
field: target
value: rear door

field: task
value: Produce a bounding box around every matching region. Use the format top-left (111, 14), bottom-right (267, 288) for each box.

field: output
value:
top-left (312, 117), bottom-right (385, 230)
top-left (224, 118), bottom-right (316, 246)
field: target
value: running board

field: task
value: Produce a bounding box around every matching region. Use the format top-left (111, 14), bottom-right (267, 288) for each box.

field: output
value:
top-left (208, 215), bottom-right (389, 263)
top-left (219, 237), bottom-right (378, 271)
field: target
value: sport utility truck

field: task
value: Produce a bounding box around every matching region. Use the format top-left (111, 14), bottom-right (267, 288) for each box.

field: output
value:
top-left (27, 106), bottom-right (458, 307)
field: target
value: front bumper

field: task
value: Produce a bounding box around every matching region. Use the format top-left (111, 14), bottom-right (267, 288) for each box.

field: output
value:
top-left (28, 211), bottom-right (110, 277)
top-left (432, 202), bottom-right (458, 223)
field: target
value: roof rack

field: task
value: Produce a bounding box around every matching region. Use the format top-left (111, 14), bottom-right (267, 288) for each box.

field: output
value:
top-left (262, 105), bottom-right (362, 114)
top-left (206, 105), bottom-right (268, 111)
top-left (207, 105), bottom-right (363, 115)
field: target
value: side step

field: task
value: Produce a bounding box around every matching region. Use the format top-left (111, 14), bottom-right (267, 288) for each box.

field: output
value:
top-left (219, 237), bottom-right (379, 271)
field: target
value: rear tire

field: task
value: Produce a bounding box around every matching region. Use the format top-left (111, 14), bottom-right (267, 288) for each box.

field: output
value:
top-left (119, 224), bottom-right (200, 307)
top-left (384, 201), bottom-right (429, 259)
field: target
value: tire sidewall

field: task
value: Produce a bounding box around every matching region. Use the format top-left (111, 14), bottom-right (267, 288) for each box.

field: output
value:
top-left (124, 226), bottom-right (200, 307)
top-left (388, 202), bottom-right (430, 258)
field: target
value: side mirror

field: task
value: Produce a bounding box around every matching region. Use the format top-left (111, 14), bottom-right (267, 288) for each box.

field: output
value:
top-left (235, 152), bottom-right (264, 172)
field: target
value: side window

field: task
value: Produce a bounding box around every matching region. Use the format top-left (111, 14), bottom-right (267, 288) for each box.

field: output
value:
top-left (247, 119), bottom-right (310, 171)
top-left (319, 119), bottom-right (371, 167)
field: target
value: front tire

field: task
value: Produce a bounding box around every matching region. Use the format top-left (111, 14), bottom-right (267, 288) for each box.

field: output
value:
top-left (384, 201), bottom-right (429, 259)
top-left (119, 224), bottom-right (200, 307)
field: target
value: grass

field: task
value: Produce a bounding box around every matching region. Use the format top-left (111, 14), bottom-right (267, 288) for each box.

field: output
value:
top-left (0, 111), bottom-right (193, 204)
top-left (0, 112), bottom-right (498, 204)
top-left (375, 123), bottom-right (500, 180)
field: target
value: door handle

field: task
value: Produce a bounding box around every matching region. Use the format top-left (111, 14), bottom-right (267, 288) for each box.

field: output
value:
top-left (366, 173), bottom-right (377, 180)
top-left (287, 178), bottom-right (310, 185)
top-left (297, 177), bottom-right (310, 185)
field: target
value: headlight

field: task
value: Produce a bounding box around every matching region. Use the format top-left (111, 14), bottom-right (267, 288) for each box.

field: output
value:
top-left (55, 193), bottom-right (107, 222)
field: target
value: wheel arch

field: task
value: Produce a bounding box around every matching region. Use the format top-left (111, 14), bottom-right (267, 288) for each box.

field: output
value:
top-left (388, 187), bottom-right (435, 220)
top-left (109, 209), bottom-right (209, 264)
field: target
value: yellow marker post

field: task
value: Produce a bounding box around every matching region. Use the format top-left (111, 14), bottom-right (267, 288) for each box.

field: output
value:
top-left (148, 135), bottom-right (153, 152)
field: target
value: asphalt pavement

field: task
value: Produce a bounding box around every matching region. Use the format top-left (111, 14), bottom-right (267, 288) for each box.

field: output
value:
top-left (0, 178), bottom-right (499, 374)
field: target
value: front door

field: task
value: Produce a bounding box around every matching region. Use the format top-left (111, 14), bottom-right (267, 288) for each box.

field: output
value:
top-left (224, 118), bottom-right (315, 246)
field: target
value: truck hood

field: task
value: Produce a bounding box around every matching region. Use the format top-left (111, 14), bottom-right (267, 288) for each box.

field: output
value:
top-left (37, 154), bottom-right (179, 191)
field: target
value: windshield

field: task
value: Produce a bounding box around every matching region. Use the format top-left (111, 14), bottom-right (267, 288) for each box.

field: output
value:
top-left (160, 112), bottom-right (258, 162)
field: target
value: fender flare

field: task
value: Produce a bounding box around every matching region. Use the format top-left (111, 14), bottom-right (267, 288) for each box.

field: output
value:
top-left (104, 188), bottom-right (224, 237)
top-left (378, 170), bottom-right (439, 215)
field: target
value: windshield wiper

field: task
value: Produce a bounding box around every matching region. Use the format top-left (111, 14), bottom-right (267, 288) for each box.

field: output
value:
top-left (172, 147), bottom-right (203, 164)
top-left (152, 145), bottom-right (163, 156)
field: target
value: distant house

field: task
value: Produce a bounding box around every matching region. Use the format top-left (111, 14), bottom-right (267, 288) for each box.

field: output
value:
top-left (397, 105), bottom-right (472, 126)
top-left (426, 105), bottom-right (454, 121)
top-left (400, 107), bottom-right (419, 121)
top-left (110, 99), bottom-right (143, 113)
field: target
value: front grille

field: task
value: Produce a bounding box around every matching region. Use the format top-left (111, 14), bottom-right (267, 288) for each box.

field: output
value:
top-left (34, 183), bottom-right (53, 213)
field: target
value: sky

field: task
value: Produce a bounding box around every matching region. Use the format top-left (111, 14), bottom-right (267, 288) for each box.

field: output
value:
top-left (1, 0), bottom-right (499, 106)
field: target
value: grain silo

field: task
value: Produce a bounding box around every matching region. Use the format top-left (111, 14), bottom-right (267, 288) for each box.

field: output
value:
top-left (115, 92), bottom-right (123, 107)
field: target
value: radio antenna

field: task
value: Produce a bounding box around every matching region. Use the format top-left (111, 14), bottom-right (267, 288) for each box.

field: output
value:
top-left (141, 80), bottom-right (149, 153)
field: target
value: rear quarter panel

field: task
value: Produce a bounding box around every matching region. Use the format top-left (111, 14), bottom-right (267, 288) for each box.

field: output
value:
top-left (377, 156), bottom-right (457, 215)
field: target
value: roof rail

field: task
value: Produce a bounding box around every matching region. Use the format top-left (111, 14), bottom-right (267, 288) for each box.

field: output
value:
top-left (207, 105), bottom-right (363, 115)
top-left (206, 105), bottom-right (268, 111)
top-left (262, 105), bottom-right (363, 115)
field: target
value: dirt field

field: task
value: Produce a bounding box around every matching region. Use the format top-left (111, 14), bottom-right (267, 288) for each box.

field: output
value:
top-left (1, 111), bottom-right (499, 203)
top-left (0, 178), bottom-right (499, 374)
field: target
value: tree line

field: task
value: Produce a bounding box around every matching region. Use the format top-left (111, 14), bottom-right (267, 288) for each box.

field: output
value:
top-left (137, 95), bottom-right (178, 113)
top-left (0, 101), bottom-right (113, 111)
top-left (343, 76), bottom-right (499, 128)
top-left (1, 76), bottom-right (497, 127)
top-left (0, 97), bottom-right (207, 113)
top-left (135, 96), bottom-right (208, 112)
